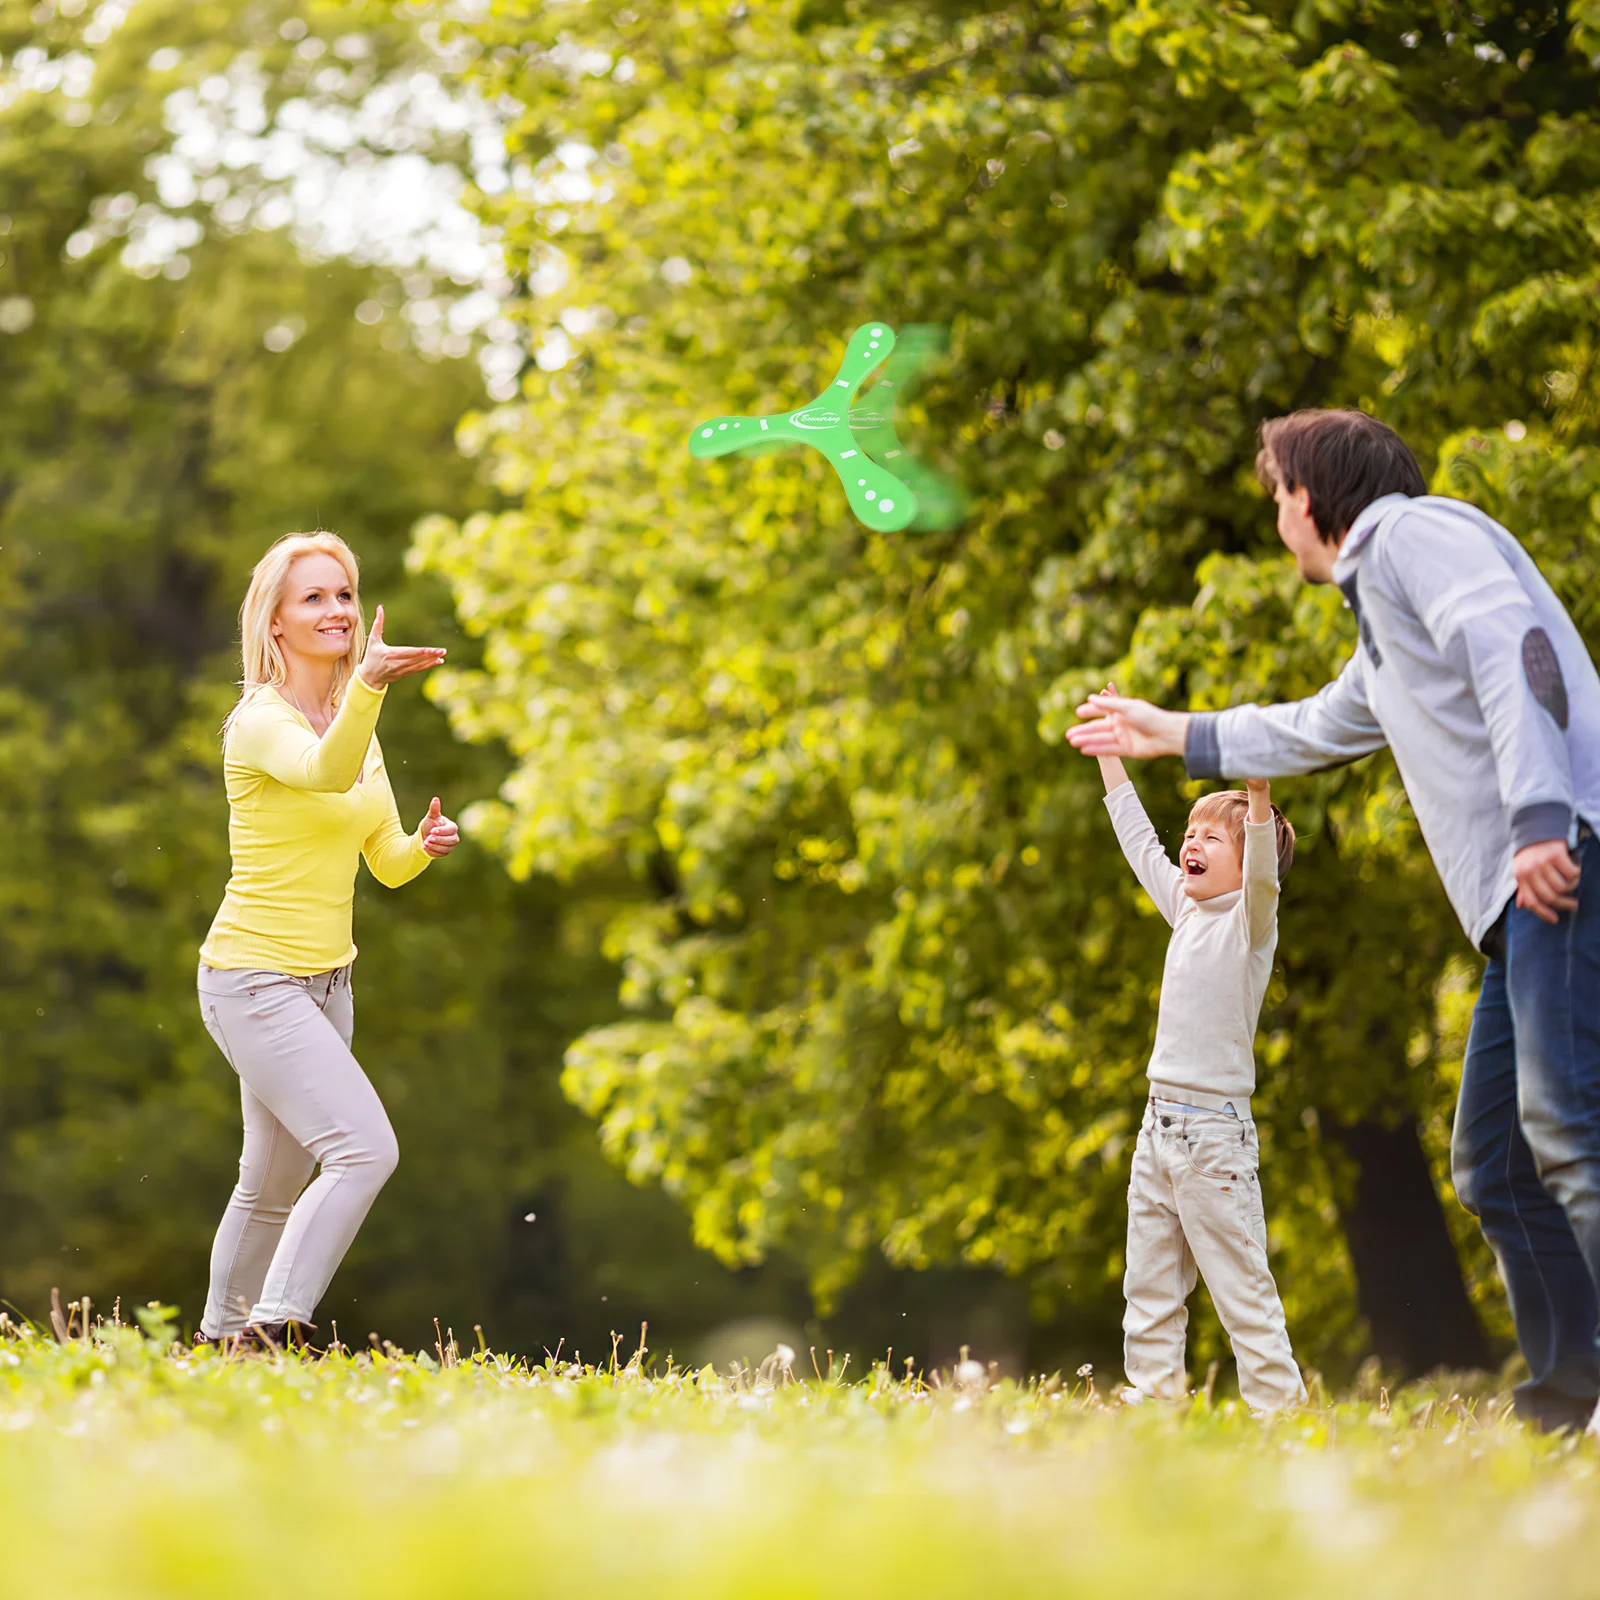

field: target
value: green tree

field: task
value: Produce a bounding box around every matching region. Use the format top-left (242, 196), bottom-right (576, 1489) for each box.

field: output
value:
top-left (0, 0), bottom-right (816, 1362)
top-left (416, 0), bottom-right (1600, 1377)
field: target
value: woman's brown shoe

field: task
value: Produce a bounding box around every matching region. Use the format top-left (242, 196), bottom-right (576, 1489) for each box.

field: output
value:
top-left (241, 1320), bottom-right (320, 1356)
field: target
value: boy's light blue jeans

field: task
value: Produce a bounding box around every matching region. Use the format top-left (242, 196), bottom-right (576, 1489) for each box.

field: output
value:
top-left (1452, 830), bottom-right (1600, 1432)
top-left (1123, 1102), bottom-right (1305, 1412)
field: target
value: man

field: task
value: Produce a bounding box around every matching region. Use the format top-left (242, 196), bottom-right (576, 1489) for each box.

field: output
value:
top-left (1067, 408), bottom-right (1600, 1432)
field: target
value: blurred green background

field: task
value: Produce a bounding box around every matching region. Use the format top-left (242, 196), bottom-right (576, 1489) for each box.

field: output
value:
top-left (4, 0), bottom-right (1598, 1388)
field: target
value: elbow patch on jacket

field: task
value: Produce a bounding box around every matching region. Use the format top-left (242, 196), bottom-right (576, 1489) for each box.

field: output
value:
top-left (1522, 627), bottom-right (1569, 730)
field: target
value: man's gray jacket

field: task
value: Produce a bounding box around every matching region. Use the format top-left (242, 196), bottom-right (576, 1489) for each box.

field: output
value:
top-left (1185, 493), bottom-right (1600, 950)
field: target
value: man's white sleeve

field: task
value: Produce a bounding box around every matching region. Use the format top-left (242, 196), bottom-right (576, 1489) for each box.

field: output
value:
top-left (1384, 511), bottom-right (1574, 849)
top-left (1184, 654), bottom-right (1387, 781)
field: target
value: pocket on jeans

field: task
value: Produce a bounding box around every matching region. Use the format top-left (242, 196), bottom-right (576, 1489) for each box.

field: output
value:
top-left (237, 970), bottom-right (307, 1004)
top-left (201, 1004), bottom-right (237, 1069)
top-left (1183, 1124), bottom-right (1254, 1182)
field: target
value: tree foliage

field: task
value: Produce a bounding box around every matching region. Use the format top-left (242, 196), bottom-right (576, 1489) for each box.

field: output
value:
top-left (0, 0), bottom-right (821, 1359)
top-left (417, 0), bottom-right (1600, 1368)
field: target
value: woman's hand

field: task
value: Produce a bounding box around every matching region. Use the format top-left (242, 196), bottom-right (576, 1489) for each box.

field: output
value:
top-left (357, 605), bottom-right (447, 689)
top-left (419, 797), bottom-right (460, 859)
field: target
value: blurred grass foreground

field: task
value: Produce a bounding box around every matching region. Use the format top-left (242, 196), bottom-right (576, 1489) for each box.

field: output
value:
top-left (2, 1315), bottom-right (1597, 1600)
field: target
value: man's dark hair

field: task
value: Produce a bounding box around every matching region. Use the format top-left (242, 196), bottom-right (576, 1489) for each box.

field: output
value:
top-left (1255, 409), bottom-right (1427, 543)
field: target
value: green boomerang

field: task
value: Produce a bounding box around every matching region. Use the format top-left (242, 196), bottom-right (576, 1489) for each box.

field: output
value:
top-left (687, 321), bottom-right (917, 533)
top-left (847, 323), bottom-right (966, 534)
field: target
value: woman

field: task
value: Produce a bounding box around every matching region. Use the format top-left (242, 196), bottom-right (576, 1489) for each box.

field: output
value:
top-left (195, 532), bottom-right (459, 1350)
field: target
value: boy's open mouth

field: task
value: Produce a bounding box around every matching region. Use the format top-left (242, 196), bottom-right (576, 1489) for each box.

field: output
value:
top-left (1184, 859), bottom-right (1205, 876)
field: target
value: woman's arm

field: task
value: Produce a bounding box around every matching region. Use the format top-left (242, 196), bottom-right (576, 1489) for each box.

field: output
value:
top-left (228, 676), bottom-right (386, 793)
top-left (362, 753), bottom-right (460, 888)
top-left (361, 757), bottom-right (431, 889)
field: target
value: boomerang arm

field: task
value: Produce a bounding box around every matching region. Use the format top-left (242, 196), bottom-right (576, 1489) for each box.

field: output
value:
top-left (688, 414), bottom-right (812, 457)
top-left (820, 322), bottom-right (896, 399)
top-left (849, 385), bottom-right (906, 473)
top-left (824, 431), bottom-right (917, 532)
top-left (849, 331), bottom-right (966, 532)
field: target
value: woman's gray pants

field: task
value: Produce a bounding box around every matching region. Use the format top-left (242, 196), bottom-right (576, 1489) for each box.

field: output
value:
top-left (197, 963), bottom-right (398, 1337)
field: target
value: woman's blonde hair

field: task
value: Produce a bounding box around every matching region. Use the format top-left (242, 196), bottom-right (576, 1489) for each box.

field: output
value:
top-left (224, 532), bottom-right (365, 734)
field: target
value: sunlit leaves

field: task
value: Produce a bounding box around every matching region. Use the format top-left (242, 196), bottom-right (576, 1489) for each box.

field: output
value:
top-left (422, 0), bottom-right (1600, 1366)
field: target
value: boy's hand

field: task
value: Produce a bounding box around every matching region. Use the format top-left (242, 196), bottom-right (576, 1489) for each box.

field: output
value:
top-left (1067, 692), bottom-right (1189, 760)
top-left (1514, 838), bottom-right (1580, 924)
top-left (1244, 778), bottom-right (1270, 822)
top-left (1082, 682), bottom-right (1132, 794)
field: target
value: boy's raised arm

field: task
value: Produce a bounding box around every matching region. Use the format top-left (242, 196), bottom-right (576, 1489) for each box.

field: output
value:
top-left (1241, 779), bottom-right (1281, 949)
top-left (1095, 753), bottom-right (1131, 796)
top-left (1085, 683), bottom-right (1134, 797)
top-left (1102, 783), bottom-right (1187, 929)
top-left (1070, 682), bottom-right (1185, 925)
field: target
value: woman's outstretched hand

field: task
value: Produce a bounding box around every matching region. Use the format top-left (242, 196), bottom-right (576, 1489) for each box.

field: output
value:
top-left (419, 797), bottom-right (460, 859)
top-left (1066, 691), bottom-right (1190, 761)
top-left (357, 605), bottom-right (447, 689)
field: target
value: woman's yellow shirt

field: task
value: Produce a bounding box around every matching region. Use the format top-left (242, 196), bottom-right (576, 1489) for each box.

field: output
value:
top-left (200, 675), bottom-right (430, 976)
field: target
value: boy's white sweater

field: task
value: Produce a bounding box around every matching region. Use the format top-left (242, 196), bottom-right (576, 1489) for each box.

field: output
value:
top-left (1104, 782), bottom-right (1279, 1106)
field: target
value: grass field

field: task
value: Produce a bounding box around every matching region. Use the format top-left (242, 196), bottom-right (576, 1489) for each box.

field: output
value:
top-left (1, 1311), bottom-right (1596, 1598)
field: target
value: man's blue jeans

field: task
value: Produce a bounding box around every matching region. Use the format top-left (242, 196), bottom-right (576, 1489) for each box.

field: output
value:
top-left (1452, 832), bottom-right (1600, 1432)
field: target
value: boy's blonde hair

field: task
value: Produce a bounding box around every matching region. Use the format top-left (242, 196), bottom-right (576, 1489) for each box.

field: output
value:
top-left (223, 532), bottom-right (365, 735)
top-left (1187, 791), bottom-right (1296, 881)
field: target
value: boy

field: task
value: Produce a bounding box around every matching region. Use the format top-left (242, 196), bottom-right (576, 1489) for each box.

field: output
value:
top-left (1088, 698), bottom-right (1303, 1412)
top-left (1069, 408), bottom-right (1600, 1434)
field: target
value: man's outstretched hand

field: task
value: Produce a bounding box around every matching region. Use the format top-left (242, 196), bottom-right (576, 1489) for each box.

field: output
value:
top-left (1514, 837), bottom-right (1581, 925)
top-left (1066, 692), bottom-right (1191, 762)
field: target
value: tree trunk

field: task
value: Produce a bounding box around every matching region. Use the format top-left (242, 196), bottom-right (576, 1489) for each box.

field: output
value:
top-left (1323, 1115), bottom-right (1494, 1375)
